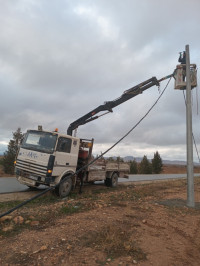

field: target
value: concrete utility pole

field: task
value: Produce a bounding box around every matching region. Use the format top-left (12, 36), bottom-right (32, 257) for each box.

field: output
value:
top-left (185, 44), bottom-right (195, 207)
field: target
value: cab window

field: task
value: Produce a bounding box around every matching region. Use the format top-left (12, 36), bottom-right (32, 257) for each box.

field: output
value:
top-left (56, 137), bottom-right (72, 153)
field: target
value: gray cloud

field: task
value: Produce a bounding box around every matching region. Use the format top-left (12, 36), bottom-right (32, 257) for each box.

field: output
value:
top-left (0, 0), bottom-right (200, 161)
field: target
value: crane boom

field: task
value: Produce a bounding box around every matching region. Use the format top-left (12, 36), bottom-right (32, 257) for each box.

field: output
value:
top-left (67, 75), bottom-right (172, 136)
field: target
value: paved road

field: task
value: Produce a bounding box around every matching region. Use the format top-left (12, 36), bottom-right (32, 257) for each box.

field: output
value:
top-left (0, 177), bottom-right (47, 194)
top-left (119, 173), bottom-right (200, 183)
top-left (0, 173), bottom-right (200, 194)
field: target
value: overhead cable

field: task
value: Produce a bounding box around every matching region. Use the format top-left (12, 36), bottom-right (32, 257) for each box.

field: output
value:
top-left (0, 77), bottom-right (172, 219)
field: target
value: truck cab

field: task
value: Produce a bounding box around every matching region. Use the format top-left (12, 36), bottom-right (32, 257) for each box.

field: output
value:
top-left (15, 129), bottom-right (80, 191)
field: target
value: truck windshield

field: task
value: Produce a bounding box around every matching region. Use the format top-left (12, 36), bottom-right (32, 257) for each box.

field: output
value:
top-left (21, 131), bottom-right (58, 154)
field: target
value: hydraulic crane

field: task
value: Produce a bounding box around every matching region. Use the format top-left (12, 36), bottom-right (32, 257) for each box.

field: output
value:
top-left (67, 74), bottom-right (173, 136)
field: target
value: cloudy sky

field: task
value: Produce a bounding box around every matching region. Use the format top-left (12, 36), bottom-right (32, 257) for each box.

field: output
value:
top-left (0, 0), bottom-right (200, 162)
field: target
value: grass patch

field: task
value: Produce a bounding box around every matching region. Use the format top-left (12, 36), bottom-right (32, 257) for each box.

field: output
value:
top-left (158, 199), bottom-right (200, 214)
top-left (81, 225), bottom-right (146, 261)
top-left (28, 194), bottom-right (59, 205)
top-left (0, 194), bottom-right (59, 211)
top-left (0, 223), bottom-right (29, 237)
top-left (59, 202), bottom-right (83, 215)
top-left (0, 200), bottom-right (23, 212)
top-left (107, 189), bottom-right (149, 204)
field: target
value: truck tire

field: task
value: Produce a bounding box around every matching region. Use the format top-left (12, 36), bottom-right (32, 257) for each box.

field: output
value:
top-left (110, 173), bottom-right (118, 188)
top-left (105, 173), bottom-right (118, 188)
top-left (104, 178), bottom-right (110, 187)
top-left (57, 176), bottom-right (72, 198)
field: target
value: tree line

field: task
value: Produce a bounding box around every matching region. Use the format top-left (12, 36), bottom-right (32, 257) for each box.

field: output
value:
top-left (107, 152), bottom-right (163, 174)
top-left (130, 152), bottom-right (163, 174)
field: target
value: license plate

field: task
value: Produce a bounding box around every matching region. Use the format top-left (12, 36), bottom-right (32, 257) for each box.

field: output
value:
top-left (19, 176), bottom-right (35, 186)
top-left (29, 175), bottom-right (38, 181)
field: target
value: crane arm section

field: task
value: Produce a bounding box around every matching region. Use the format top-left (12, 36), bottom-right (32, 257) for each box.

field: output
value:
top-left (67, 75), bottom-right (172, 136)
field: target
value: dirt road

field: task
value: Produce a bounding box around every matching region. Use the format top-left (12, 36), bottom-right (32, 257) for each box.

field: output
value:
top-left (0, 179), bottom-right (200, 265)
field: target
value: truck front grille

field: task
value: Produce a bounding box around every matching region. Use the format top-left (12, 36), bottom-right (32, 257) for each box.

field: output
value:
top-left (16, 159), bottom-right (47, 177)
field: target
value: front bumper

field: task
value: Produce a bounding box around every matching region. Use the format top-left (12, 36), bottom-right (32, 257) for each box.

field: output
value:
top-left (16, 168), bottom-right (54, 187)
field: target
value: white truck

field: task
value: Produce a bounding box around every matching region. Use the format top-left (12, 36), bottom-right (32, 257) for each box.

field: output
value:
top-left (15, 130), bottom-right (129, 197)
top-left (15, 75), bottom-right (173, 197)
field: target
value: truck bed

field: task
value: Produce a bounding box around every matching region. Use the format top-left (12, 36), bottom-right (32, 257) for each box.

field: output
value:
top-left (87, 160), bottom-right (129, 182)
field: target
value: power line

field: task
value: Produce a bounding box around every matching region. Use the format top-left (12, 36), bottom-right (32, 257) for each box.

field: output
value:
top-left (0, 77), bottom-right (172, 219)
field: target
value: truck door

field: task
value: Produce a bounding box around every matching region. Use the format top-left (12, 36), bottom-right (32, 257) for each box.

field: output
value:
top-left (53, 137), bottom-right (75, 176)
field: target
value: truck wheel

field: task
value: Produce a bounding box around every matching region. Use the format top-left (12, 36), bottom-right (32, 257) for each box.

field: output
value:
top-left (58, 176), bottom-right (72, 197)
top-left (110, 173), bottom-right (118, 188)
top-left (104, 178), bottom-right (110, 187)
